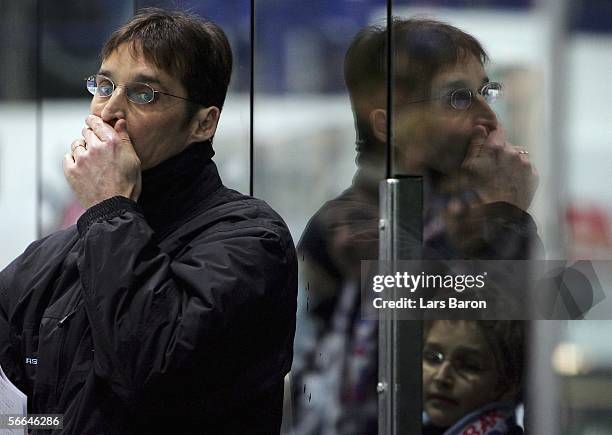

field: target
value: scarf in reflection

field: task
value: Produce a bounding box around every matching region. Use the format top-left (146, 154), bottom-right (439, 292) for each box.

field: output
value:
top-left (424, 402), bottom-right (524, 435)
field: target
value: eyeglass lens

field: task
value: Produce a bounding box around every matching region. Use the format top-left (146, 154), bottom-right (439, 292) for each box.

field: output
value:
top-left (423, 349), bottom-right (489, 378)
top-left (450, 82), bottom-right (502, 110)
top-left (86, 75), bottom-right (155, 104)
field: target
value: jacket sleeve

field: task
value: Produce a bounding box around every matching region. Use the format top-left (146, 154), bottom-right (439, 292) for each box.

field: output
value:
top-left (428, 201), bottom-right (544, 260)
top-left (0, 266), bottom-right (14, 370)
top-left (470, 202), bottom-right (544, 259)
top-left (0, 259), bottom-right (27, 396)
top-left (75, 196), bottom-right (296, 405)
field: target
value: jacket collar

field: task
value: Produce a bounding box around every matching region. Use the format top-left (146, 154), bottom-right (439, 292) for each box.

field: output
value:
top-left (137, 140), bottom-right (222, 235)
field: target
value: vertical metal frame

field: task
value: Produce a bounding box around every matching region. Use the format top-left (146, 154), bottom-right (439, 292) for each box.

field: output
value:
top-left (378, 179), bottom-right (397, 434)
top-left (249, 0), bottom-right (255, 197)
top-left (379, 177), bottom-right (423, 435)
top-left (35, 0), bottom-right (42, 239)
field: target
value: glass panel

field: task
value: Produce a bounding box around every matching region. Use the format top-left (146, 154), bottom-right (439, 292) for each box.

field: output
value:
top-left (554, 2), bottom-right (612, 434)
top-left (3, 1), bottom-right (611, 434)
top-left (384, 1), bottom-right (612, 434)
top-left (251, 1), bottom-right (386, 433)
top-left (389, 1), bottom-right (547, 433)
top-left (39, 1), bottom-right (132, 234)
top-left (0, 1), bottom-right (38, 268)
top-left (254, 0), bottom-right (384, 434)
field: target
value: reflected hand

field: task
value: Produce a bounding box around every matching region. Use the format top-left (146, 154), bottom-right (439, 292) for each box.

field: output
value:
top-left (461, 125), bottom-right (538, 211)
top-left (63, 115), bottom-right (142, 209)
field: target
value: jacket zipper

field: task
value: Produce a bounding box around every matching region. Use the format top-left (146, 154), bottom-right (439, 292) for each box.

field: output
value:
top-left (53, 306), bottom-right (79, 403)
top-left (57, 308), bottom-right (77, 328)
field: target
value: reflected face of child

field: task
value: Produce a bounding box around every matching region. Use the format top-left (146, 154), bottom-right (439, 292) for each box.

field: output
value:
top-left (422, 321), bottom-right (502, 428)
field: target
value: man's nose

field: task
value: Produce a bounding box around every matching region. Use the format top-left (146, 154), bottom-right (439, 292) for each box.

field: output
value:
top-left (432, 361), bottom-right (454, 385)
top-left (100, 87), bottom-right (128, 122)
top-left (472, 94), bottom-right (498, 134)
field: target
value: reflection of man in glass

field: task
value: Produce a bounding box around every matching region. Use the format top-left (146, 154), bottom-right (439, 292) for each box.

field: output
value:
top-left (293, 19), bottom-right (539, 434)
top-left (0, 9), bottom-right (296, 434)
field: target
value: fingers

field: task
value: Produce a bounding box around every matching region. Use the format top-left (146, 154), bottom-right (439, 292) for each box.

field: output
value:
top-left (85, 115), bottom-right (115, 142)
top-left (464, 125), bottom-right (488, 161)
top-left (71, 138), bottom-right (86, 153)
top-left (503, 144), bottom-right (530, 165)
top-left (63, 152), bottom-right (75, 170)
top-left (85, 115), bottom-right (131, 146)
top-left (464, 124), bottom-right (506, 164)
top-left (114, 119), bottom-right (131, 142)
top-left (484, 127), bottom-right (507, 157)
top-left (68, 138), bottom-right (87, 164)
top-left (73, 143), bottom-right (87, 159)
top-left (81, 126), bottom-right (96, 146)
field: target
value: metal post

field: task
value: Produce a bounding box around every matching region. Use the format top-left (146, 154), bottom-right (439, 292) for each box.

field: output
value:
top-left (379, 176), bottom-right (423, 435)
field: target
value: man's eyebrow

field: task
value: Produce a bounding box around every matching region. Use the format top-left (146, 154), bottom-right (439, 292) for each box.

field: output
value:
top-left (440, 77), bottom-right (490, 90)
top-left (132, 74), bottom-right (163, 86)
top-left (453, 345), bottom-right (486, 356)
top-left (439, 79), bottom-right (470, 91)
top-left (96, 70), bottom-right (163, 87)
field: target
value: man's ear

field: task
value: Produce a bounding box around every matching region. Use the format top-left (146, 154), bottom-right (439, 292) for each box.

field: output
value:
top-left (369, 108), bottom-right (387, 143)
top-left (187, 106), bottom-right (220, 144)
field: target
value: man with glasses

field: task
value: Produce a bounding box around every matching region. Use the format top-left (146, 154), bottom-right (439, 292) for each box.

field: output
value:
top-left (293, 18), bottom-right (539, 434)
top-left (0, 8), bottom-right (297, 434)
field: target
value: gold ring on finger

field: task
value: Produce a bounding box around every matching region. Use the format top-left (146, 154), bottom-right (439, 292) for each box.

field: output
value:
top-left (71, 142), bottom-right (87, 153)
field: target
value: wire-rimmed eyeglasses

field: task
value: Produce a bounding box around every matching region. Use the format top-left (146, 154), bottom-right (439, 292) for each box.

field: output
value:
top-left (408, 81), bottom-right (503, 110)
top-left (423, 348), bottom-right (493, 380)
top-left (85, 74), bottom-right (200, 105)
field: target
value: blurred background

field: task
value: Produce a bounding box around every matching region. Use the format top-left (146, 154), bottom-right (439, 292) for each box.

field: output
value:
top-left (1, 0), bottom-right (612, 433)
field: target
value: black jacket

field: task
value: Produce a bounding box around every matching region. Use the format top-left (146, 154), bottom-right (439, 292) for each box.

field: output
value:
top-left (0, 142), bottom-right (298, 434)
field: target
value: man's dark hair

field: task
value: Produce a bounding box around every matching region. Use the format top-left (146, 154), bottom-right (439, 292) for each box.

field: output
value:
top-left (424, 320), bottom-right (525, 400)
top-left (102, 8), bottom-right (233, 118)
top-left (344, 18), bottom-right (488, 154)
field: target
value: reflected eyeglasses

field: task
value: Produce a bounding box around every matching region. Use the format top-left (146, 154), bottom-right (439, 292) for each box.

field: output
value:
top-left (85, 74), bottom-right (199, 105)
top-left (423, 349), bottom-right (492, 379)
top-left (408, 81), bottom-right (503, 110)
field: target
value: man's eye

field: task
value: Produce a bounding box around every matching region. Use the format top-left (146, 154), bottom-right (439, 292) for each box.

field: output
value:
top-left (128, 85), bottom-right (154, 103)
top-left (130, 91), bottom-right (152, 103)
top-left (423, 350), bottom-right (442, 364)
top-left (450, 90), bottom-right (472, 109)
top-left (97, 84), bottom-right (113, 96)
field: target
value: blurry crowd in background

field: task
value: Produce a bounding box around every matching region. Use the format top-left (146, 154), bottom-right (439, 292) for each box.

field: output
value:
top-left (2, 0), bottom-right (612, 434)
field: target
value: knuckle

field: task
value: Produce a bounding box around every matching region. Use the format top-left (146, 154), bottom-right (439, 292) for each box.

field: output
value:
top-left (107, 136), bottom-right (120, 147)
top-left (77, 153), bottom-right (89, 164)
top-left (88, 142), bottom-right (102, 153)
top-left (490, 143), bottom-right (504, 153)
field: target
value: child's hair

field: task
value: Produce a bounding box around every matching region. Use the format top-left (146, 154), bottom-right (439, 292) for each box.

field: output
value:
top-left (423, 320), bottom-right (526, 400)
